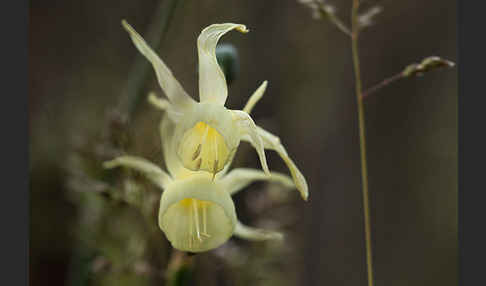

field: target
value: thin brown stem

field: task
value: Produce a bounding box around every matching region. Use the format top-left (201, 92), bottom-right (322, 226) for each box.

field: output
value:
top-left (351, 1), bottom-right (375, 286)
top-left (362, 73), bottom-right (404, 99)
top-left (362, 56), bottom-right (455, 98)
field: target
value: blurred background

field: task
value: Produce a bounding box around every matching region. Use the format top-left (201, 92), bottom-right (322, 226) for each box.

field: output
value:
top-left (29, 0), bottom-right (457, 285)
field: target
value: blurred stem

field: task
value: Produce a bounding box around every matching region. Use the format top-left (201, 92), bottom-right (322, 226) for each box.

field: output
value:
top-left (314, 2), bottom-right (351, 36)
top-left (166, 251), bottom-right (194, 286)
top-left (351, 1), bottom-right (374, 286)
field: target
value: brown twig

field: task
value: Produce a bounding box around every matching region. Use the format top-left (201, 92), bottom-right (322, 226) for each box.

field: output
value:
top-left (362, 73), bottom-right (403, 99)
top-left (362, 56), bottom-right (455, 99)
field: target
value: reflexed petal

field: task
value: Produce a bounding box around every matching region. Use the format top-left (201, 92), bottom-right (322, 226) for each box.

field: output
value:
top-left (198, 23), bottom-right (248, 105)
top-left (103, 156), bottom-right (171, 190)
top-left (220, 168), bottom-right (294, 195)
top-left (243, 81), bottom-right (267, 114)
top-left (231, 110), bottom-right (270, 175)
top-left (122, 20), bottom-right (195, 110)
top-left (159, 174), bottom-right (237, 252)
top-left (242, 126), bottom-right (309, 200)
top-left (234, 220), bottom-right (283, 241)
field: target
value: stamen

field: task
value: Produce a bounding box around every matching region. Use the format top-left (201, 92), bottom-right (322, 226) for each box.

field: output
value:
top-left (212, 128), bottom-right (220, 180)
top-left (212, 160), bottom-right (218, 180)
top-left (201, 203), bottom-right (210, 238)
top-left (192, 200), bottom-right (202, 242)
top-left (189, 202), bottom-right (194, 248)
top-left (179, 121), bottom-right (230, 174)
top-left (192, 144), bottom-right (202, 161)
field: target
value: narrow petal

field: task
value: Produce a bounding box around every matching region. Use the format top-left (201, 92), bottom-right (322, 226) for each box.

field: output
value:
top-left (243, 81), bottom-right (267, 114)
top-left (242, 126), bottom-right (309, 200)
top-left (148, 92), bottom-right (184, 123)
top-left (220, 168), bottom-right (294, 195)
top-left (103, 156), bottom-right (171, 190)
top-left (148, 92), bottom-right (171, 111)
top-left (231, 110), bottom-right (270, 175)
top-left (122, 20), bottom-right (195, 110)
top-left (234, 220), bottom-right (283, 241)
top-left (198, 23), bottom-right (248, 105)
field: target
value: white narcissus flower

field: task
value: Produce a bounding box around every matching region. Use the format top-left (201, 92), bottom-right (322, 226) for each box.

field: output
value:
top-left (103, 114), bottom-right (298, 252)
top-left (122, 20), bottom-right (308, 200)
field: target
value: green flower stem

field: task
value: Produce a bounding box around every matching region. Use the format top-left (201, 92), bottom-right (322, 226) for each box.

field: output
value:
top-left (351, 1), bottom-right (375, 286)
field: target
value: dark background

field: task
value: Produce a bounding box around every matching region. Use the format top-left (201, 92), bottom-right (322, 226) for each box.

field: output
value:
top-left (29, 0), bottom-right (457, 285)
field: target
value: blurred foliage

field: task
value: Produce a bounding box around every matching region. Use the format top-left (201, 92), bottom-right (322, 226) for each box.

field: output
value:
top-left (216, 44), bottom-right (239, 86)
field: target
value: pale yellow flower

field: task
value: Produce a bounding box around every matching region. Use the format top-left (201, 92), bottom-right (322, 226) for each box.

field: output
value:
top-left (122, 20), bottom-right (308, 199)
top-left (104, 115), bottom-right (297, 252)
